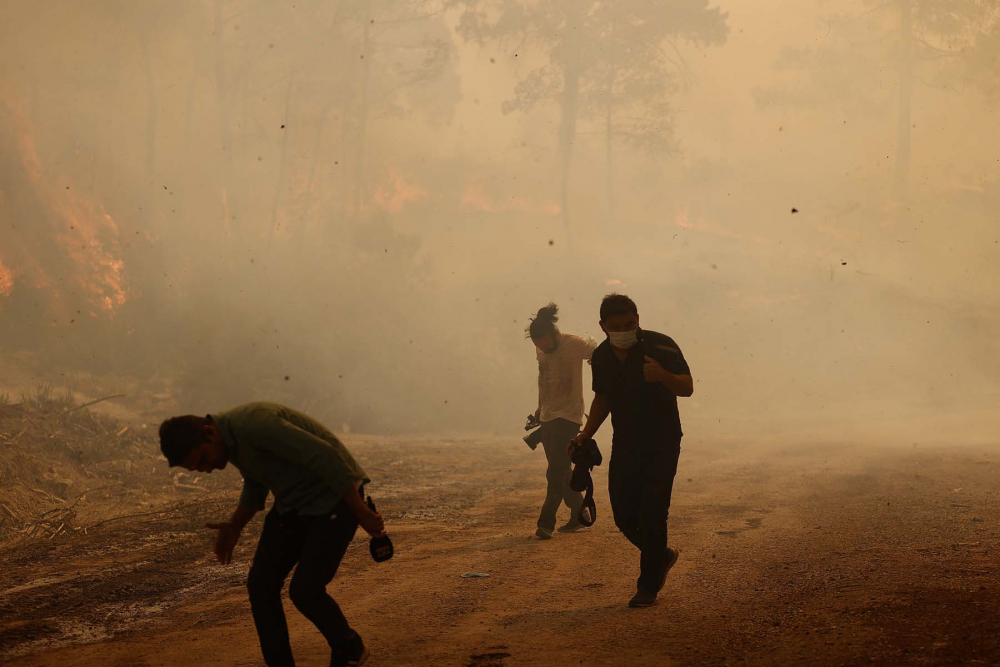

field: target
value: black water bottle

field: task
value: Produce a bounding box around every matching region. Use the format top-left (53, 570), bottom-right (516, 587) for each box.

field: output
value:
top-left (365, 496), bottom-right (394, 563)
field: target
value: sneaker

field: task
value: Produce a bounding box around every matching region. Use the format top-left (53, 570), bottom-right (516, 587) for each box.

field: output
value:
top-left (628, 588), bottom-right (657, 608)
top-left (534, 527), bottom-right (553, 540)
top-left (557, 520), bottom-right (585, 533)
top-left (658, 546), bottom-right (679, 592)
top-left (331, 633), bottom-right (370, 667)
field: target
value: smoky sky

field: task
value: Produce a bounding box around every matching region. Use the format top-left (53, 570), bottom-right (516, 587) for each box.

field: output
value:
top-left (1, 0), bottom-right (997, 442)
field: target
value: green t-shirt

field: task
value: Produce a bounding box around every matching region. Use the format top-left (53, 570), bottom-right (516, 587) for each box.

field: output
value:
top-left (211, 402), bottom-right (370, 516)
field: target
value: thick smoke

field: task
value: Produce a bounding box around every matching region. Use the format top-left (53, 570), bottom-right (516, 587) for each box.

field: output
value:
top-left (1, 0), bottom-right (997, 442)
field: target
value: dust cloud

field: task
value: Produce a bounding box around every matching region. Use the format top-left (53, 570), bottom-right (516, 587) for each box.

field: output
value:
top-left (1, 0), bottom-right (997, 443)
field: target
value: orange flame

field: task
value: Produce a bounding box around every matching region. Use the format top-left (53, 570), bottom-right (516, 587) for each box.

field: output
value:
top-left (462, 182), bottom-right (559, 215)
top-left (3, 102), bottom-right (128, 314)
top-left (52, 204), bottom-right (128, 312)
top-left (461, 183), bottom-right (499, 212)
top-left (673, 210), bottom-right (772, 246)
top-left (274, 174), bottom-right (317, 236)
top-left (372, 170), bottom-right (428, 213)
top-left (0, 256), bottom-right (13, 297)
top-left (362, 173), bottom-right (561, 217)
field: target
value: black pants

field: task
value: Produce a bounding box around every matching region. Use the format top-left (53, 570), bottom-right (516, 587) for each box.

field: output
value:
top-left (247, 496), bottom-right (360, 667)
top-left (537, 418), bottom-right (584, 532)
top-left (608, 436), bottom-right (681, 593)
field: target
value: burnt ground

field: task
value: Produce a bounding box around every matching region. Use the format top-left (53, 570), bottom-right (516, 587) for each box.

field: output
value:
top-left (2, 422), bottom-right (1000, 666)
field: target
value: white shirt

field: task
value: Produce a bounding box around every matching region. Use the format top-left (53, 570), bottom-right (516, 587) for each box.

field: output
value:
top-left (536, 333), bottom-right (599, 425)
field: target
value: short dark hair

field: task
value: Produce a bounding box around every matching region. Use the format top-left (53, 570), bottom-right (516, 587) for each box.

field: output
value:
top-left (526, 302), bottom-right (559, 339)
top-left (159, 415), bottom-right (211, 466)
top-left (600, 293), bottom-right (638, 321)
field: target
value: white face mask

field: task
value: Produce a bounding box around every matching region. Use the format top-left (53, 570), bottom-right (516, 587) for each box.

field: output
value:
top-left (608, 329), bottom-right (638, 349)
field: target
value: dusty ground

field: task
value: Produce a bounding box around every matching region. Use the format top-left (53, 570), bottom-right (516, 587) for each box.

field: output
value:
top-left (2, 428), bottom-right (1000, 666)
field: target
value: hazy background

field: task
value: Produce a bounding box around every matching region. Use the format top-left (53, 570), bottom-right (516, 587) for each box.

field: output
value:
top-left (1, 0), bottom-right (998, 442)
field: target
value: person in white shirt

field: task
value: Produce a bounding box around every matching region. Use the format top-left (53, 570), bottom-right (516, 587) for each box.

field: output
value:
top-left (527, 303), bottom-right (598, 539)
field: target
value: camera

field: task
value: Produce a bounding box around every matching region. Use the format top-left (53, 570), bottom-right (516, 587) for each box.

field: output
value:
top-left (365, 496), bottom-right (394, 563)
top-left (570, 437), bottom-right (603, 476)
top-left (523, 413), bottom-right (543, 450)
top-left (524, 413), bottom-right (541, 431)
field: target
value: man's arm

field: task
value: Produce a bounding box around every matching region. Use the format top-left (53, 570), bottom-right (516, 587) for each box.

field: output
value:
top-left (574, 349), bottom-right (610, 448)
top-left (205, 478), bottom-right (267, 564)
top-left (643, 356), bottom-right (694, 397)
top-left (228, 504), bottom-right (259, 531)
top-left (205, 504), bottom-right (259, 564)
top-left (238, 477), bottom-right (269, 512)
top-left (536, 357), bottom-right (543, 419)
top-left (569, 393), bottom-right (610, 452)
top-left (663, 372), bottom-right (694, 398)
top-left (581, 392), bottom-right (611, 438)
top-left (340, 482), bottom-right (386, 536)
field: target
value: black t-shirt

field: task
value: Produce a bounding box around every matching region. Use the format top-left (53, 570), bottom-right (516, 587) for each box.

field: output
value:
top-left (591, 328), bottom-right (691, 446)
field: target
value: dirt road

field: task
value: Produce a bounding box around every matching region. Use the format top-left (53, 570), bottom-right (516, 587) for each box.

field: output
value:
top-left (2, 434), bottom-right (999, 666)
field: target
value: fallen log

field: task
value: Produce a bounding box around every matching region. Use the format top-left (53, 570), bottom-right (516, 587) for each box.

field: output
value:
top-left (50, 394), bottom-right (126, 417)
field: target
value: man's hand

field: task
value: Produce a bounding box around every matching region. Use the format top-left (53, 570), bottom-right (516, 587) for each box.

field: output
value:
top-left (643, 356), bottom-right (667, 384)
top-left (343, 485), bottom-right (387, 536)
top-left (358, 508), bottom-right (386, 537)
top-left (567, 430), bottom-right (589, 455)
top-left (205, 521), bottom-right (241, 564)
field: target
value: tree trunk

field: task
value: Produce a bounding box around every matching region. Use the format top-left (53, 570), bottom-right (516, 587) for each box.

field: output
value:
top-left (339, 102), bottom-right (351, 222)
top-left (558, 64), bottom-right (580, 252)
top-left (238, 35), bottom-right (251, 237)
top-left (895, 0), bottom-right (913, 202)
top-left (352, 18), bottom-right (373, 221)
top-left (180, 67), bottom-right (199, 237)
top-left (140, 36), bottom-right (158, 186)
top-left (270, 75), bottom-right (295, 238)
top-left (301, 104), bottom-right (329, 242)
top-left (605, 69), bottom-right (616, 232)
top-left (213, 0), bottom-right (235, 237)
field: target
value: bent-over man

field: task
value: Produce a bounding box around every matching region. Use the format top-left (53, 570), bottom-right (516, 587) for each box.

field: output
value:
top-left (159, 401), bottom-right (382, 667)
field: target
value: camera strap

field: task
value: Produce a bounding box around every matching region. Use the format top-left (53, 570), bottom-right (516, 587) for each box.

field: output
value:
top-left (578, 479), bottom-right (597, 527)
top-left (570, 438), bottom-right (602, 527)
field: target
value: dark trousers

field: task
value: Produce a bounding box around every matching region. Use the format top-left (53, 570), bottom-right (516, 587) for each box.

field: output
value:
top-left (608, 436), bottom-right (681, 593)
top-left (247, 497), bottom-right (360, 667)
top-left (537, 418), bottom-right (584, 532)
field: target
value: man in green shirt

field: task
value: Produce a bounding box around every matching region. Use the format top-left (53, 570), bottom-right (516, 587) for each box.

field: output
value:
top-left (159, 402), bottom-right (383, 667)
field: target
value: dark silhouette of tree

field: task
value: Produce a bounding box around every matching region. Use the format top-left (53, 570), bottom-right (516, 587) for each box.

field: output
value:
top-left (453, 0), bottom-right (727, 245)
top-left (960, 4), bottom-right (1000, 101)
top-left (205, 0), bottom-right (458, 235)
top-left (338, 1), bottom-right (460, 221)
top-left (754, 0), bottom-right (991, 202)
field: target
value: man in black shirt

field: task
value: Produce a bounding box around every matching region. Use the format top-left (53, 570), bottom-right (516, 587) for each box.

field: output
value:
top-left (571, 293), bottom-right (693, 608)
